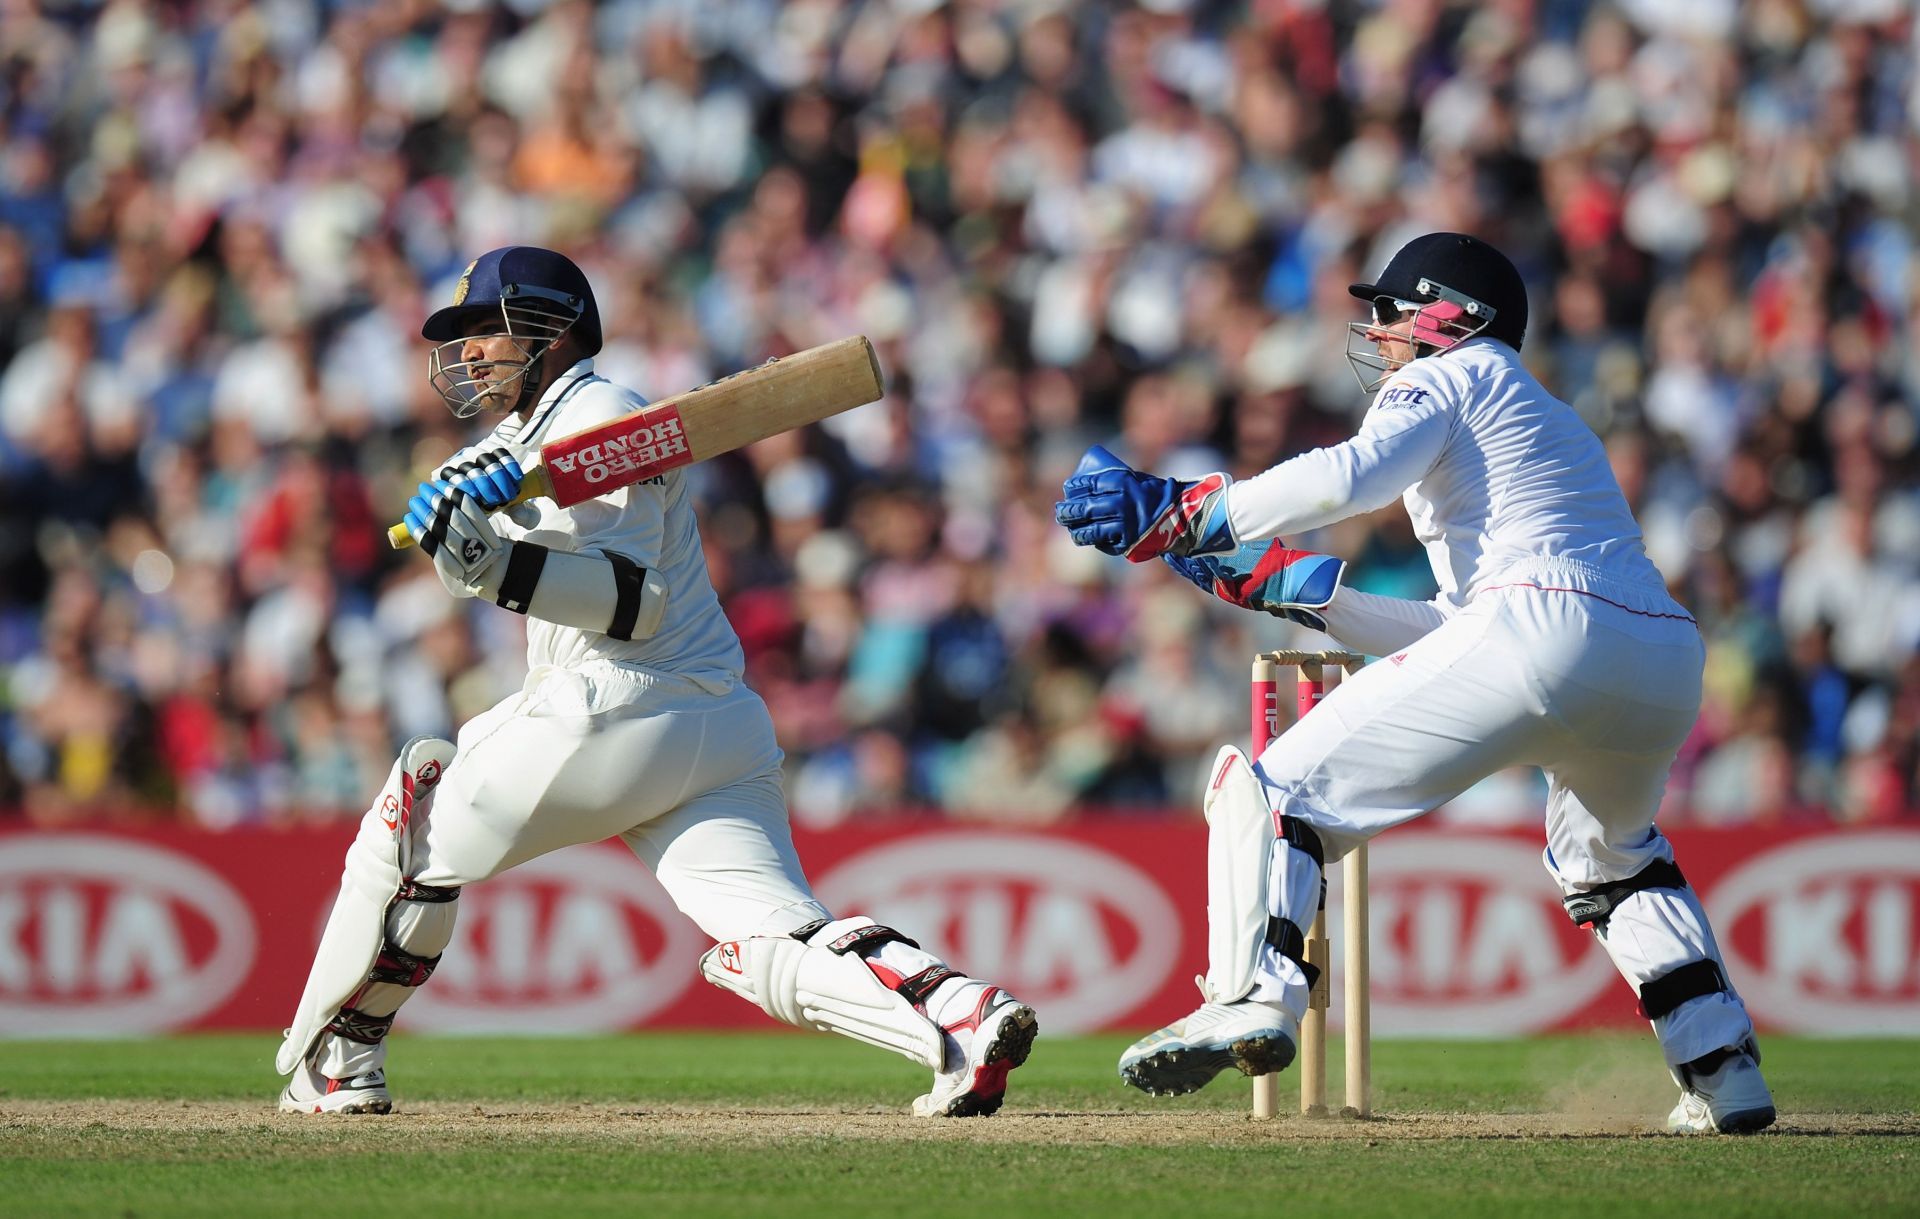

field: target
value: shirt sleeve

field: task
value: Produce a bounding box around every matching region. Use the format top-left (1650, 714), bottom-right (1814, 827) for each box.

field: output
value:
top-left (1225, 364), bottom-right (1457, 541)
top-left (1318, 587), bottom-right (1454, 657)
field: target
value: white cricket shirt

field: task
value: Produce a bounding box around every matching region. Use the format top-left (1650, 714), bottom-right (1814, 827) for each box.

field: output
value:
top-left (468, 358), bottom-right (745, 686)
top-left (1225, 338), bottom-right (1678, 613)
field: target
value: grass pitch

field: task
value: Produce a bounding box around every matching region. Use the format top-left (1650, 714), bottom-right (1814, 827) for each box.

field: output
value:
top-left (1, 1033), bottom-right (1914, 1217)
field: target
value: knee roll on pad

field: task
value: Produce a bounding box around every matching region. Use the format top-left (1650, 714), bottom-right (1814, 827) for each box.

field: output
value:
top-left (700, 917), bottom-right (948, 1070)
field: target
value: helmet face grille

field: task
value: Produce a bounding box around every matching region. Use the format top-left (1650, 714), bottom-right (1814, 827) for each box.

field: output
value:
top-left (1344, 280), bottom-right (1497, 394)
top-left (424, 291), bottom-right (580, 417)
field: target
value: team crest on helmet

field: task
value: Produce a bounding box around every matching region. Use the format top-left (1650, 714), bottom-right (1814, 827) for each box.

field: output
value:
top-left (452, 260), bottom-right (477, 306)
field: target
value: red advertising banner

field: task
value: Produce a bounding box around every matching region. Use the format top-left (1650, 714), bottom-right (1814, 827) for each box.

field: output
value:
top-left (0, 822), bottom-right (1915, 1038)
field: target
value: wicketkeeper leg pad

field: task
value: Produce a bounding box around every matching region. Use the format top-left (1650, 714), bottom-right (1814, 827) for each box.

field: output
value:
top-left (700, 917), bottom-right (948, 1070)
top-left (1548, 845), bottom-right (1756, 1073)
top-left (1201, 746), bottom-right (1324, 1012)
top-left (276, 737), bottom-right (459, 1077)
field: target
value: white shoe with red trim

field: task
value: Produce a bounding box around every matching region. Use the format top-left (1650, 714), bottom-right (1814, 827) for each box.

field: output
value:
top-left (278, 1063), bottom-right (394, 1115)
top-left (911, 983), bottom-right (1038, 1117)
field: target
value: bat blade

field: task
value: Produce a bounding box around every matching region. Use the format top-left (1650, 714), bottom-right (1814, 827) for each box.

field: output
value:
top-left (540, 400), bottom-right (696, 507)
top-left (389, 336), bottom-right (883, 548)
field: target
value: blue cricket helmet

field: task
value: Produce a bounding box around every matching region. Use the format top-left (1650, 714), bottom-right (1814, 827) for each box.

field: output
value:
top-left (422, 246), bottom-right (603, 355)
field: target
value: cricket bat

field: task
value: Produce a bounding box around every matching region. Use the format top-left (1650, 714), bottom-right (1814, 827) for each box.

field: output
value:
top-left (389, 335), bottom-right (883, 549)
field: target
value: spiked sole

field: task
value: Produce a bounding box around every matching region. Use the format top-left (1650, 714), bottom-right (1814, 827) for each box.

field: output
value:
top-left (929, 1005), bottom-right (1040, 1118)
top-left (1120, 1031), bottom-right (1296, 1097)
top-left (1715, 1105), bottom-right (1777, 1135)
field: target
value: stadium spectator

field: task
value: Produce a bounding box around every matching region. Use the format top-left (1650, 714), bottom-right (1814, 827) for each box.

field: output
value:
top-left (1, 0), bottom-right (1915, 829)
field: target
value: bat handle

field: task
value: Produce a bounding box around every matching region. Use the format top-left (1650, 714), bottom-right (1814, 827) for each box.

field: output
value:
top-left (385, 466), bottom-right (552, 550)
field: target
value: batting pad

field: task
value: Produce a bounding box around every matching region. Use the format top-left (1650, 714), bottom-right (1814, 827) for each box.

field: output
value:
top-left (275, 737), bottom-right (457, 1076)
top-left (700, 935), bottom-right (946, 1070)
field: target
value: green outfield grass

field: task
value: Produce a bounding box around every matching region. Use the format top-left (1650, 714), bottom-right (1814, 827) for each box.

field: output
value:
top-left (1, 1033), bottom-right (1914, 1218)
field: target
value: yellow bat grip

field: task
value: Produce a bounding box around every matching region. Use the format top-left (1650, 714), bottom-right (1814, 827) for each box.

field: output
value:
top-left (386, 466), bottom-right (552, 550)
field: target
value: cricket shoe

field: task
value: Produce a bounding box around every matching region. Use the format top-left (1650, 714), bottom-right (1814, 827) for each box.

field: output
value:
top-left (278, 1063), bottom-right (394, 1115)
top-left (1119, 997), bottom-right (1297, 1096)
top-left (1666, 1044), bottom-right (1775, 1135)
top-left (912, 983), bottom-right (1038, 1117)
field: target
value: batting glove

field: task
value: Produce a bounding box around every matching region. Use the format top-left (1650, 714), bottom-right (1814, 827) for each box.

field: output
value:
top-left (1054, 445), bottom-right (1236, 562)
top-left (1163, 542), bottom-right (1347, 631)
top-left (404, 480), bottom-right (510, 598)
top-left (437, 446), bottom-right (525, 510)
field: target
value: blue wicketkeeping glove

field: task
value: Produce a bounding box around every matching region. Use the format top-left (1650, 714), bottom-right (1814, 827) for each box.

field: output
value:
top-left (1053, 445), bottom-right (1236, 562)
top-left (1163, 542), bottom-right (1347, 631)
top-left (437, 446), bottom-right (525, 510)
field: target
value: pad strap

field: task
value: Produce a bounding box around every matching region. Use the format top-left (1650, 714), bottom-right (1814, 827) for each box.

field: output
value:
top-left (896, 964), bottom-right (961, 1006)
top-left (368, 944), bottom-right (441, 988)
top-left (1278, 815), bottom-right (1324, 868)
top-left (1264, 916), bottom-right (1322, 990)
top-left (324, 1007), bottom-right (396, 1046)
top-left (398, 880), bottom-right (460, 904)
top-left (1564, 858), bottom-right (1687, 929)
top-left (791, 919), bottom-right (921, 955)
top-left (1639, 958), bottom-right (1726, 1021)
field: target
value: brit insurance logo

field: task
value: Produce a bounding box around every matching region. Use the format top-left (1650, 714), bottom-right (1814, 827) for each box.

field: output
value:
top-left (816, 834), bottom-right (1183, 1034)
top-left (404, 845), bottom-right (704, 1032)
top-left (0, 835), bottom-right (256, 1035)
top-left (1710, 832), bottom-right (1920, 1035)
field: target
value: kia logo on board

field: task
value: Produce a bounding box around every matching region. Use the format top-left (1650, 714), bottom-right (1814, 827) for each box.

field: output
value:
top-left (403, 846), bottom-right (704, 1032)
top-left (815, 834), bottom-right (1183, 1033)
top-left (0, 835), bottom-right (256, 1035)
top-left (1710, 833), bottom-right (1920, 1035)
top-left (1360, 835), bottom-right (1616, 1036)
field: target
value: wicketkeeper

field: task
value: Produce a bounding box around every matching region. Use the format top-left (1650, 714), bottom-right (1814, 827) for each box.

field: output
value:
top-left (1055, 232), bottom-right (1774, 1135)
top-left (276, 247), bottom-right (1036, 1117)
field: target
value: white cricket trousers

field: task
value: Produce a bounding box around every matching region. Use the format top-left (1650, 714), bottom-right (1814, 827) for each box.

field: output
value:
top-left (1258, 566), bottom-right (1756, 1066)
top-left (412, 662), bottom-right (827, 941)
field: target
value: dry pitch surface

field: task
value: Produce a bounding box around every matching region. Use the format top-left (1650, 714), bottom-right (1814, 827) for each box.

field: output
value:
top-left (11, 1099), bottom-right (1919, 1143)
top-left (3, 1034), bottom-right (1915, 1217)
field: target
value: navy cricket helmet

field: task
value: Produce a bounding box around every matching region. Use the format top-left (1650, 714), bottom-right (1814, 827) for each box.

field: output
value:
top-left (422, 245), bottom-right (603, 354)
top-left (423, 246), bottom-right (603, 418)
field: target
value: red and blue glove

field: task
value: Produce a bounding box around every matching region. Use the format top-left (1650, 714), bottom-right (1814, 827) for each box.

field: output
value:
top-left (1053, 445), bottom-right (1237, 562)
top-left (1163, 542), bottom-right (1347, 631)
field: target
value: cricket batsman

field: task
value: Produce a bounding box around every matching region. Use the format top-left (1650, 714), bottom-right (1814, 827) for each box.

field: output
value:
top-left (1054, 232), bottom-right (1775, 1135)
top-left (276, 247), bottom-right (1036, 1117)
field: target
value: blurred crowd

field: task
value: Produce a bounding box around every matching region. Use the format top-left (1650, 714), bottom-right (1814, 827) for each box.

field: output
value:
top-left (2, 0), bottom-right (1918, 829)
